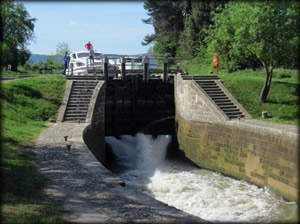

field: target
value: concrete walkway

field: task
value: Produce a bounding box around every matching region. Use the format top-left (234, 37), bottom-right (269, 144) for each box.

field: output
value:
top-left (33, 122), bottom-right (208, 223)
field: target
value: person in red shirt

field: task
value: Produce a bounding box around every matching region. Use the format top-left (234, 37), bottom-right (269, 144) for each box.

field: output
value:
top-left (212, 52), bottom-right (219, 75)
top-left (85, 41), bottom-right (93, 50)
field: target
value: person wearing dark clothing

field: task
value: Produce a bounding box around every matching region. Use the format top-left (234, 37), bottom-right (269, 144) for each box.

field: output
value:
top-left (89, 49), bottom-right (95, 64)
top-left (63, 52), bottom-right (68, 75)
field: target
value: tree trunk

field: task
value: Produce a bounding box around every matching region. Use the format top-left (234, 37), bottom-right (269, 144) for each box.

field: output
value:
top-left (11, 62), bottom-right (18, 72)
top-left (260, 66), bottom-right (273, 103)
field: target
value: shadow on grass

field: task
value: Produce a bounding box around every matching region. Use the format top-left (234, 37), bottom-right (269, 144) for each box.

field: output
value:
top-left (279, 115), bottom-right (299, 121)
top-left (272, 81), bottom-right (300, 96)
top-left (267, 99), bottom-right (297, 105)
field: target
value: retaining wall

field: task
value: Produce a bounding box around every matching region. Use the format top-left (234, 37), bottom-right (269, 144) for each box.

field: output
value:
top-left (83, 81), bottom-right (106, 165)
top-left (175, 75), bottom-right (299, 203)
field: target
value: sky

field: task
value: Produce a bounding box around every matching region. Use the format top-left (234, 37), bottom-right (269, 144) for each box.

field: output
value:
top-left (21, 1), bottom-right (154, 55)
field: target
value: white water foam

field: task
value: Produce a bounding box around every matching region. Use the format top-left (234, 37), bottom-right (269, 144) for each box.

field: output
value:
top-left (105, 134), bottom-right (298, 223)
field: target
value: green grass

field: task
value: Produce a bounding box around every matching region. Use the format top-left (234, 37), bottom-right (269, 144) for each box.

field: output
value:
top-left (1, 75), bottom-right (68, 223)
top-left (186, 63), bottom-right (299, 125)
top-left (1, 67), bottom-right (40, 77)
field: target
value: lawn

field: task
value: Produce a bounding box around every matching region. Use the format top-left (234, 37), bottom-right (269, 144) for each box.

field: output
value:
top-left (187, 64), bottom-right (299, 125)
top-left (1, 75), bottom-right (68, 223)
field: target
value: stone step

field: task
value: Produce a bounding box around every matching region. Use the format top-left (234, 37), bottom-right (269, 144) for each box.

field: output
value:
top-left (219, 105), bottom-right (237, 109)
top-left (67, 104), bottom-right (89, 108)
top-left (198, 84), bottom-right (218, 88)
top-left (72, 87), bottom-right (95, 91)
top-left (207, 93), bottom-right (228, 100)
top-left (63, 118), bottom-right (86, 122)
top-left (192, 76), bottom-right (219, 80)
top-left (70, 92), bottom-right (93, 96)
top-left (214, 99), bottom-right (232, 103)
top-left (69, 96), bottom-right (91, 103)
top-left (228, 114), bottom-right (245, 119)
top-left (69, 95), bottom-right (92, 99)
top-left (64, 110), bottom-right (87, 114)
top-left (196, 81), bottom-right (216, 84)
top-left (71, 89), bottom-right (94, 92)
top-left (65, 108), bottom-right (88, 111)
top-left (222, 108), bottom-right (240, 112)
top-left (64, 113), bottom-right (87, 117)
top-left (72, 85), bottom-right (97, 88)
top-left (73, 82), bottom-right (97, 84)
top-left (205, 90), bottom-right (224, 94)
top-left (215, 102), bottom-right (235, 106)
top-left (201, 86), bottom-right (219, 89)
top-left (224, 111), bottom-right (243, 116)
top-left (67, 103), bottom-right (89, 107)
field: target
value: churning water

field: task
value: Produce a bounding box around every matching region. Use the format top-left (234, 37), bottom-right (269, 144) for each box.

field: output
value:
top-left (105, 134), bottom-right (298, 223)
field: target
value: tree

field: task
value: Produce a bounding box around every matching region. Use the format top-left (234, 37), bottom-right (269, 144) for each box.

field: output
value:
top-left (204, 1), bottom-right (300, 103)
top-left (1, 1), bottom-right (36, 71)
top-left (142, 0), bottom-right (185, 59)
top-left (178, 0), bottom-right (226, 59)
top-left (56, 42), bottom-right (71, 56)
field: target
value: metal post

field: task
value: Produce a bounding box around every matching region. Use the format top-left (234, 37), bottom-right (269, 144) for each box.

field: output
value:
top-left (121, 56), bottom-right (126, 81)
top-left (143, 56), bottom-right (149, 82)
top-left (163, 57), bottom-right (168, 82)
top-left (103, 56), bottom-right (108, 81)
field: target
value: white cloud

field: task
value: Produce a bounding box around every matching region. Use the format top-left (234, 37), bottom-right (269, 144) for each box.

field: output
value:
top-left (69, 20), bottom-right (88, 28)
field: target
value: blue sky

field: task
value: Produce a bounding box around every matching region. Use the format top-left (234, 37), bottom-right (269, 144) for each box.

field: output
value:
top-left (21, 1), bottom-right (154, 55)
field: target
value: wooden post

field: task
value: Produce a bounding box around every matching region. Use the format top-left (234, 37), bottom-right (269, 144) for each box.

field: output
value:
top-left (103, 56), bottom-right (108, 81)
top-left (163, 56), bottom-right (168, 82)
top-left (121, 56), bottom-right (126, 81)
top-left (143, 56), bottom-right (149, 82)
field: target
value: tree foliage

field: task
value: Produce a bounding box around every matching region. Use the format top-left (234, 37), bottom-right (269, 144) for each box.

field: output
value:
top-left (177, 0), bottom-right (226, 59)
top-left (56, 42), bottom-right (71, 56)
top-left (142, 0), bottom-right (185, 58)
top-left (203, 1), bottom-right (300, 102)
top-left (1, 0), bottom-right (36, 71)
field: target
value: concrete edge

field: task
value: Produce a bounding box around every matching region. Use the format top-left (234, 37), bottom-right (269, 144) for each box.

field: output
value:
top-left (216, 80), bottom-right (252, 119)
top-left (226, 119), bottom-right (298, 139)
top-left (85, 81), bottom-right (105, 124)
top-left (80, 124), bottom-right (126, 186)
top-left (57, 80), bottom-right (73, 122)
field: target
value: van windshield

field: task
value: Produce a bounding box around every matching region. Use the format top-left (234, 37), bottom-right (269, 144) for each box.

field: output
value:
top-left (77, 52), bottom-right (102, 58)
top-left (77, 53), bottom-right (89, 58)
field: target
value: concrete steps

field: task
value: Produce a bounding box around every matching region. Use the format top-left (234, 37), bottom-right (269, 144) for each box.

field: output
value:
top-left (181, 76), bottom-right (246, 120)
top-left (63, 80), bottom-right (98, 122)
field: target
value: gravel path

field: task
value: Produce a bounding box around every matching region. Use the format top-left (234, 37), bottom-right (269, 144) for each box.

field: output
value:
top-left (33, 122), bottom-right (208, 223)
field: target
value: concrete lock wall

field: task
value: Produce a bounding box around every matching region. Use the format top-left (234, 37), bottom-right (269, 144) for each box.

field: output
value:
top-left (175, 75), bottom-right (299, 203)
top-left (83, 81), bottom-right (106, 165)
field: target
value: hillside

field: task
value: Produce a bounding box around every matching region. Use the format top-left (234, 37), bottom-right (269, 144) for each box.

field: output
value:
top-left (29, 54), bottom-right (50, 63)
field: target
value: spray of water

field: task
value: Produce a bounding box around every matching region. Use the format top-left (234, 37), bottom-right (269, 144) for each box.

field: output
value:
top-left (105, 134), bottom-right (298, 223)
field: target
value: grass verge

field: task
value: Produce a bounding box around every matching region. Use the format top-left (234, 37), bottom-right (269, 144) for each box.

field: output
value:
top-left (186, 63), bottom-right (299, 125)
top-left (1, 75), bottom-right (67, 223)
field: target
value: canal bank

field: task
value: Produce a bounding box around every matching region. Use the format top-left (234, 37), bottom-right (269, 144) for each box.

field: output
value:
top-left (33, 122), bottom-right (207, 223)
